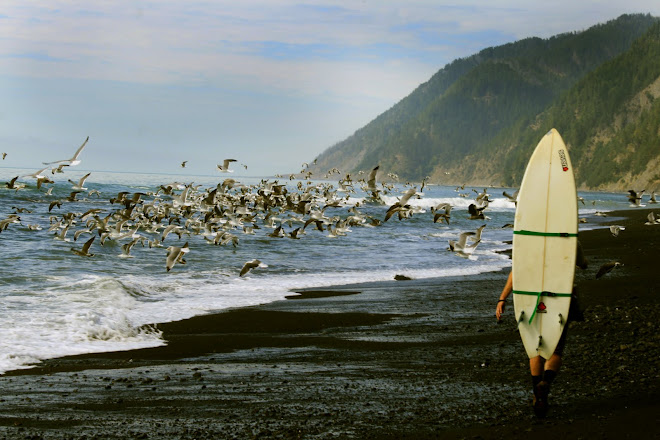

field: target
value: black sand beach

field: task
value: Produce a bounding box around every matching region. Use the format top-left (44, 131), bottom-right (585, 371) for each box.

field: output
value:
top-left (1, 208), bottom-right (658, 439)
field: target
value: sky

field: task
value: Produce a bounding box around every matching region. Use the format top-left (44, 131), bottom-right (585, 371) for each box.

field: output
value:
top-left (2, 1), bottom-right (660, 177)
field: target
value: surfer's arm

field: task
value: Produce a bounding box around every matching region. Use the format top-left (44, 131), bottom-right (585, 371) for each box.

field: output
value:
top-left (496, 272), bottom-right (513, 321)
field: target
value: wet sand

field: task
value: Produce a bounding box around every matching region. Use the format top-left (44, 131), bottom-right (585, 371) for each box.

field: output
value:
top-left (1, 208), bottom-right (658, 439)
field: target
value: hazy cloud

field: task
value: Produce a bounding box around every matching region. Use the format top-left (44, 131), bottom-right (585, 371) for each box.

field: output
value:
top-left (1, 1), bottom-right (659, 175)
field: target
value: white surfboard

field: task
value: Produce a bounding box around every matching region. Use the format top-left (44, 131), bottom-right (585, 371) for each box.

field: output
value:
top-left (512, 128), bottom-right (577, 359)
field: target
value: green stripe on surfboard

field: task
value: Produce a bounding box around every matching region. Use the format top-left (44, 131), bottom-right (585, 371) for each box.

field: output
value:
top-left (513, 290), bottom-right (572, 324)
top-left (513, 230), bottom-right (578, 237)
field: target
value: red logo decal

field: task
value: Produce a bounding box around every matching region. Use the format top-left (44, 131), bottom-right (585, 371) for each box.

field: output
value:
top-left (558, 150), bottom-right (569, 172)
top-left (537, 302), bottom-right (547, 312)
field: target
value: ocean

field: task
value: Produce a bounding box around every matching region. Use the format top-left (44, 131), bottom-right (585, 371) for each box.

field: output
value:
top-left (0, 167), bottom-right (630, 374)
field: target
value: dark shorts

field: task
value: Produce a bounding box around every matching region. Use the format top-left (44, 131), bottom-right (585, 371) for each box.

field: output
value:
top-left (554, 289), bottom-right (582, 357)
top-left (554, 321), bottom-right (568, 356)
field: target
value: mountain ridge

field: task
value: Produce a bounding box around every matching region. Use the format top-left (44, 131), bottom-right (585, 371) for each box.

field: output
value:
top-left (310, 13), bottom-right (660, 192)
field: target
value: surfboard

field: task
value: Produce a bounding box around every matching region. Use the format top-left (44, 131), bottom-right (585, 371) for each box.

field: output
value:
top-left (512, 128), bottom-right (577, 359)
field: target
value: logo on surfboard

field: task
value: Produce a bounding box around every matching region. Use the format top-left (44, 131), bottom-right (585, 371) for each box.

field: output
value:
top-left (558, 150), bottom-right (569, 172)
top-left (537, 302), bottom-right (547, 313)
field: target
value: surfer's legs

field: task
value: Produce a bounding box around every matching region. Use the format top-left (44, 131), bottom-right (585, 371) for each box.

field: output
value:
top-left (530, 354), bottom-right (561, 418)
top-left (529, 352), bottom-right (562, 377)
top-left (529, 355), bottom-right (544, 376)
top-left (544, 353), bottom-right (562, 374)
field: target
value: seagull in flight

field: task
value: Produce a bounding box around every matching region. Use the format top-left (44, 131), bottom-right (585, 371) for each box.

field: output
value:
top-left (645, 212), bottom-right (660, 225)
top-left (432, 203), bottom-right (452, 224)
top-left (448, 231), bottom-right (479, 254)
top-left (649, 191), bottom-right (658, 204)
top-left (240, 259), bottom-right (267, 277)
top-left (609, 225), bottom-right (625, 237)
top-left (20, 166), bottom-right (49, 180)
top-left (68, 172), bottom-right (91, 191)
top-left (366, 166), bottom-right (379, 191)
top-left (166, 242), bottom-right (189, 272)
top-left (627, 189), bottom-right (645, 207)
top-left (503, 190), bottom-right (518, 205)
top-left (217, 159), bottom-right (237, 172)
top-left (43, 136), bottom-right (89, 167)
top-left (71, 236), bottom-right (96, 257)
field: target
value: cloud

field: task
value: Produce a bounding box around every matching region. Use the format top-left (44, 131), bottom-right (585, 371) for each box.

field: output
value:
top-left (2, 1), bottom-right (660, 175)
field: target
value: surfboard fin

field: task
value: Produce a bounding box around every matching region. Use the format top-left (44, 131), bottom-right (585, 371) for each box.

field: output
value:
top-left (558, 313), bottom-right (564, 325)
top-left (517, 310), bottom-right (525, 324)
top-left (537, 335), bottom-right (543, 349)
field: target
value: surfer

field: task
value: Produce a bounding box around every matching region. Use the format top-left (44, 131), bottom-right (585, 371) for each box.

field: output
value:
top-left (495, 243), bottom-right (587, 417)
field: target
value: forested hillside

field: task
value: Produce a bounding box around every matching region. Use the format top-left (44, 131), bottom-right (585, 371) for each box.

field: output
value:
top-left (310, 14), bottom-right (660, 191)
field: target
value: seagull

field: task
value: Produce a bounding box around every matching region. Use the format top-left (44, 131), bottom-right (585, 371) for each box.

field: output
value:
top-left (398, 187), bottom-right (418, 206)
top-left (181, 161), bottom-right (187, 168)
top-left (53, 224), bottom-right (70, 241)
top-left (596, 261), bottom-right (622, 279)
top-left (166, 242), bottom-right (189, 272)
top-left (120, 238), bottom-right (140, 258)
top-left (51, 163), bottom-right (69, 174)
top-left (43, 136), bottom-right (89, 167)
top-left (1, 152), bottom-right (6, 160)
top-left (384, 204), bottom-right (411, 222)
top-left (5, 176), bottom-right (25, 190)
top-left (71, 236), bottom-right (96, 257)
top-left (66, 191), bottom-right (82, 202)
top-left (366, 165), bottom-right (380, 196)
top-left (627, 189), bottom-right (645, 207)
top-left (240, 259), bottom-right (267, 277)
top-left (609, 225), bottom-right (625, 237)
top-left (503, 190), bottom-right (519, 204)
top-left (645, 212), bottom-right (660, 225)
top-left (432, 203), bottom-right (452, 224)
top-left (161, 224), bottom-right (182, 241)
top-left (384, 188), bottom-right (418, 221)
top-left (448, 231), bottom-right (477, 252)
top-left (473, 188), bottom-right (490, 203)
top-left (48, 200), bottom-right (62, 212)
top-left (68, 172), bottom-right (91, 191)
top-left (468, 203), bottom-right (487, 220)
top-left (471, 224), bottom-right (487, 243)
top-left (648, 191), bottom-right (658, 204)
top-left (0, 215), bottom-right (21, 233)
top-left (73, 228), bottom-right (93, 242)
top-left (20, 166), bottom-right (50, 180)
top-left (217, 159), bottom-right (237, 172)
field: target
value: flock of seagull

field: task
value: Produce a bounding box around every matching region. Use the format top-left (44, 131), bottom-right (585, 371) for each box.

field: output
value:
top-left (2, 137), bottom-right (658, 278)
top-left (1, 138), bottom-right (505, 275)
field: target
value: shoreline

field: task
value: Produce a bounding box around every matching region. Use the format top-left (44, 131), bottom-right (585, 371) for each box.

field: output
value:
top-left (1, 208), bottom-right (658, 438)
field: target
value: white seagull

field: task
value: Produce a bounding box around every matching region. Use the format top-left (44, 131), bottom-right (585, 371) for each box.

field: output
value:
top-left (366, 166), bottom-right (379, 192)
top-left (68, 172), bottom-right (91, 191)
top-left (43, 136), bottom-right (89, 167)
top-left (448, 231), bottom-right (478, 253)
top-left (166, 242), bottom-right (189, 272)
top-left (609, 225), bottom-right (625, 237)
top-left (217, 159), bottom-right (237, 173)
top-left (645, 212), bottom-right (660, 225)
